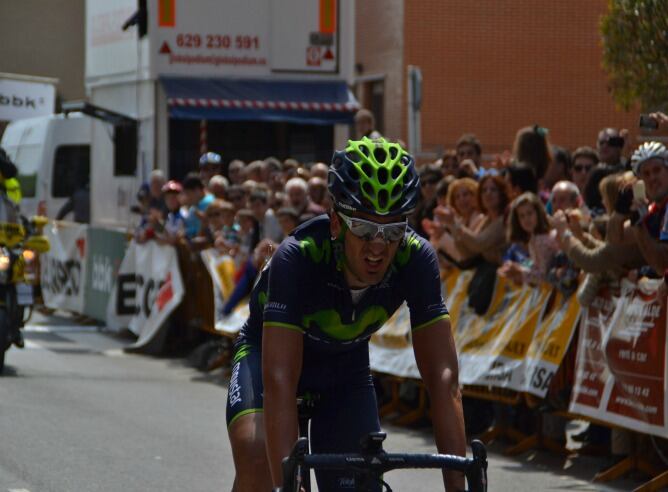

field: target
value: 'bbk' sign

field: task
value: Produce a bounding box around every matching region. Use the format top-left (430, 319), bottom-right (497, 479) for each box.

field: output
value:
top-left (0, 78), bottom-right (55, 121)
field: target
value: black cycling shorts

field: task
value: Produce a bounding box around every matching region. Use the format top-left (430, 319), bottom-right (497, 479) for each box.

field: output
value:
top-left (226, 341), bottom-right (382, 491)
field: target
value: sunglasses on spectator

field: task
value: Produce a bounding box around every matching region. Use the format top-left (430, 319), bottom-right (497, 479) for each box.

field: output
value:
top-left (337, 212), bottom-right (407, 242)
top-left (572, 164), bottom-right (593, 173)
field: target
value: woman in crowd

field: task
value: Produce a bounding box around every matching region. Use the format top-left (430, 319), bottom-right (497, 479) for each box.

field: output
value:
top-left (449, 175), bottom-right (510, 266)
top-left (499, 192), bottom-right (558, 285)
top-left (410, 163), bottom-right (443, 238)
top-left (430, 177), bottom-right (483, 267)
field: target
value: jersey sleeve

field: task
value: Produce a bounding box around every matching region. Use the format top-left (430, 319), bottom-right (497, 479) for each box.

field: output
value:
top-left (403, 238), bottom-right (450, 332)
top-left (263, 239), bottom-right (306, 333)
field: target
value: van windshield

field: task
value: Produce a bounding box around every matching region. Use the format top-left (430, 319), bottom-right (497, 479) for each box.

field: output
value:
top-left (4, 144), bottom-right (41, 198)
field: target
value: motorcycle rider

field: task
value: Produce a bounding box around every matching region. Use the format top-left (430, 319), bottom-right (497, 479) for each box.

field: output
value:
top-left (0, 147), bottom-right (23, 347)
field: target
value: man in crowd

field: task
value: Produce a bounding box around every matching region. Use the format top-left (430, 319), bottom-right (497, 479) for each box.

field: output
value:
top-left (199, 152), bottom-right (223, 186)
top-left (148, 170), bottom-right (167, 215)
top-left (285, 177), bottom-right (325, 216)
top-left (208, 175), bottom-right (229, 200)
top-left (550, 180), bottom-right (582, 214)
top-left (354, 108), bottom-right (382, 139)
top-left (182, 173), bottom-right (214, 239)
top-left (585, 129), bottom-right (627, 214)
top-left (570, 146), bottom-right (598, 195)
top-left (227, 159), bottom-right (246, 185)
top-left (248, 189), bottom-right (283, 243)
top-left (456, 133), bottom-right (483, 168)
top-left (628, 142), bottom-right (668, 273)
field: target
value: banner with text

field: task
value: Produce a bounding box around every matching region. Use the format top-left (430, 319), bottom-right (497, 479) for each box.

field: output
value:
top-left (41, 222), bottom-right (89, 313)
top-left (369, 271), bottom-right (580, 398)
top-left (106, 240), bottom-right (184, 350)
top-left (569, 279), bottom-right (668, 438)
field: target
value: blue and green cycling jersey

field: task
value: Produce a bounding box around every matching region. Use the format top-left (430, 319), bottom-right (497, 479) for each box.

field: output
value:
top-left (237, 214), bottom-right (449, 353)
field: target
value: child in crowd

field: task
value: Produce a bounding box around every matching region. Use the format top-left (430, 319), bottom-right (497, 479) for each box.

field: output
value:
top-left (499, 192), bottom-right (559, 285)
top-left (157, 180), bottom-right (185, 244)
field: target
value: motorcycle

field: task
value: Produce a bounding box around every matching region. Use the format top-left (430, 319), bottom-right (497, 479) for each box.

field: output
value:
top-left (0, 216), bottom-right (50, 374)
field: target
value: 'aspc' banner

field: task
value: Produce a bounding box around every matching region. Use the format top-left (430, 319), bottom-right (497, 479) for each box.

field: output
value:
top-left (569, 279), bottom-right (668, 438)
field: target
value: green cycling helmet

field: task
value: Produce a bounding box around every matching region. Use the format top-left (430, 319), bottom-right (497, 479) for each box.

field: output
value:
top-left (328, 137), bottom-right (419, 217)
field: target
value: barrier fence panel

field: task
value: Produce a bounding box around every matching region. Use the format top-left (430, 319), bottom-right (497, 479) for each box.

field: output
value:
top-left (106, 240), bottom-right (184, 350)
top-left (569, 278), bottom-right (668, 439)
top-left (83, 227), bottom-right (128, 321)
top-left (41, 221), bottom-right (88, 313)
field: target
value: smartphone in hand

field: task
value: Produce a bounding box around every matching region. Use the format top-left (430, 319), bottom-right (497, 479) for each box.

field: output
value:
top-left (639, 114), bottom-right (659, 130)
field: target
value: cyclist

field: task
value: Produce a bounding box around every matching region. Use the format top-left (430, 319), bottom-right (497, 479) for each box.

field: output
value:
top-left (226, 138), bottom-right (466, 491)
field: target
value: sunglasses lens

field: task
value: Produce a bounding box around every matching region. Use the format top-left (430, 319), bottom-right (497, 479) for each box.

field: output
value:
top-left (348, 221), bottom-right (377, 241)
top-left (384, 224), bottom-right (406, 242)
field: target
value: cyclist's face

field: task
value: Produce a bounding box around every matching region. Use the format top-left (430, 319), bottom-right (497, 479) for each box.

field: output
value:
top-left (331, 211), bottom-right (402, 288)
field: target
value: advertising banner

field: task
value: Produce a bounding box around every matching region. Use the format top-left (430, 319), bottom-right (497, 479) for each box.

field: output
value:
top-left (522, 292), bottom-right (581, 397)
top-left (147, 0), bottom-right (343, 77)
top-left (0, 78), bottom-right (55, 121)
top-left (41, 222), bottom-right (88, 313)
top-left (457, 279), bottom-right (552, 390)
top-left (569, 279), bottom-right (668, 438)
top-left (106, 240), bottom-right (184, 350)
top-left (83, 227), bottom-right (128, 321)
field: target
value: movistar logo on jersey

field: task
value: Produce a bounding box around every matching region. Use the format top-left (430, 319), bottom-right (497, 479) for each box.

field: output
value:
top-left (299, 236), bottom-right (331, 264)
top-left (302, 305), bottom-right (389, 340)
top-left (394, 232), bottom-right (421, 267)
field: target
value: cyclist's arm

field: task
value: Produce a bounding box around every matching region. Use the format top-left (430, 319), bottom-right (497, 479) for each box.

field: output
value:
top-left (261, 239), bottom-right (307, 486)
top-left (413, 318), bottom-right (466, 492)
top-left (262, 324), bottom-right (303, 487)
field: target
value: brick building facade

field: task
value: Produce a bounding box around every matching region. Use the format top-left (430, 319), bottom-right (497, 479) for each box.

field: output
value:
top-left (356, 0), bottom-right (638, 159)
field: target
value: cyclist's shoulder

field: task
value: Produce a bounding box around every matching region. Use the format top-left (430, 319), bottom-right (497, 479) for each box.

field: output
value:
top-left (275, 214), bottom-right (334, 266)
top-left (393, 227), bottom-right (436, 270)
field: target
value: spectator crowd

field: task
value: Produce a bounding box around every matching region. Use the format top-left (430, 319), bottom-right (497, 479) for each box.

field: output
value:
top-left (131, 112), bottom-right (668, 324)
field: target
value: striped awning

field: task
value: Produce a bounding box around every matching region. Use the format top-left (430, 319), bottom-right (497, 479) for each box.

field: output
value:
top-left (161, 77), bottom-right (359, 125)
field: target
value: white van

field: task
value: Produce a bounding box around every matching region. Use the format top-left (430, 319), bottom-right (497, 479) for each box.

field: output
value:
top-left (1, 113), bottom-right (91, 218)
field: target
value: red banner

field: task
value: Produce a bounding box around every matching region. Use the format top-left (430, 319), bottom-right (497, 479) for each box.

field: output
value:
top-left (570, 279), bottom-right (668, 438)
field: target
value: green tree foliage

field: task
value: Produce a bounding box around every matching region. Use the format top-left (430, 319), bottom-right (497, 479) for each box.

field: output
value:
top-left (600, 0), bottom-right (668, 110)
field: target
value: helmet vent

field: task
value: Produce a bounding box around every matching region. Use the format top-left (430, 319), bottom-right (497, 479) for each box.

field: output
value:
top-left (333, 156), bottom-right (343, 167)
top-left (360, 145), bottom-right (370, 157)
top-left (346, 152), bottom-right (359, 164)
top-left (377, 167), bottom-right (388, 184)
top-left (389, 146), bottom-right (399, 160)
top-left (361, 181), bottom-right (373, 197)
top-left (391, 165), bottom-right (402, 180)
top-left (378, 189), bottom-right (389, 209)
top-left (373, 148), bottom-right (387, 164)
top-left (349, 166), bottom-right (359, 181)
top-left (401, 155), bottom-right (410, 165)
top-left (361, 162), bottom-right (374, 178)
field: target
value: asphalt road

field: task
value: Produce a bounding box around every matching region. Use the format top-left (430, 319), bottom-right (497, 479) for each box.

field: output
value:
top-left (0, 313), bottom-right (648, 492)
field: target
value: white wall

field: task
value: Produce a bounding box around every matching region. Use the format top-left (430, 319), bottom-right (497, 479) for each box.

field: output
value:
top-left (89, 81), bottom-right (155, 227)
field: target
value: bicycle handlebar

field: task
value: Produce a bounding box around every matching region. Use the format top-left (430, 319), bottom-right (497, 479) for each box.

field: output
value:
top-left (278, 436), bottom-right (488, 492)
